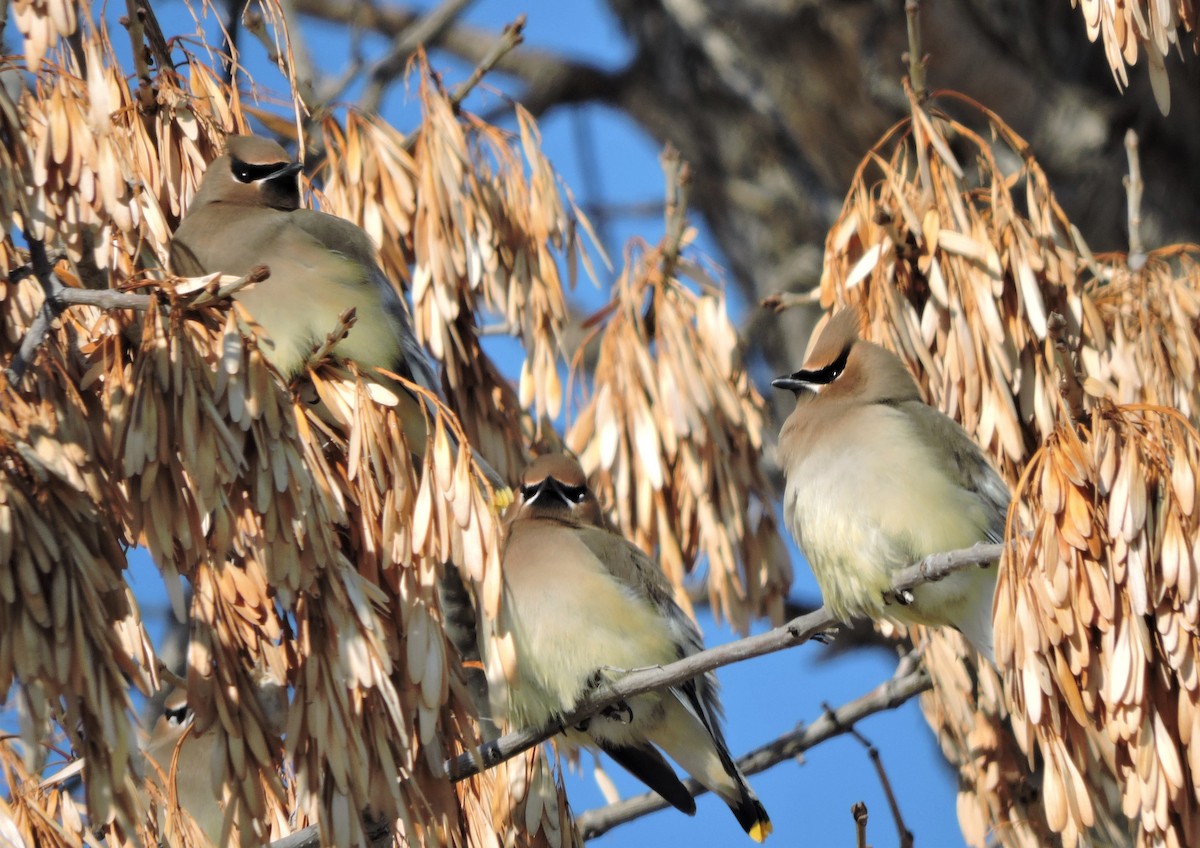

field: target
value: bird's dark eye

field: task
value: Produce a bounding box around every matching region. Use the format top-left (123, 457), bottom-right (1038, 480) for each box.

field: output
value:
top-left (520, 483), bottom-right (539, 501)
top-left (563, 485), bottom-right (588, 504)
top-left (231, 158), bottom-right (289, 184)
top-left (797, 345), bottom-right (851, 385)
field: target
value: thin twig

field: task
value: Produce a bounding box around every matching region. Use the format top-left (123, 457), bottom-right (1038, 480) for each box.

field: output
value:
top-left (760, 288), bottom-right (821, 313)
top-left (448, 14), bottom-right (525, 108)
top-left (828, 708), bottom-right (913, 848)
top-left (1123, 128), bottom-right (1146, 270)
top-left (4, 267), bottom-right (271, 383)
top-left (400, 16), bottom-right (526, 155)
top-left (852, 801), bottom-right (869, 848)
top-left (443, 541), bottom-right (997, 784)
top-left (1046, 311), bottom-right (1085, 423)
top-left (575, 664), bottom-right (932, 840)
top-left (904, 0), bottom-right (926, 99)
top-left (659, 145), bottom-right (691, 279)
top-left (360, 0), bottom-right (475, 114)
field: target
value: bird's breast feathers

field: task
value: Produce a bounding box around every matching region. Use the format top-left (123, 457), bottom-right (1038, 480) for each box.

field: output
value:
top-left (499, 522), bottom-right (677, 726)
top-left (783, 406), bottom-right (995, 627)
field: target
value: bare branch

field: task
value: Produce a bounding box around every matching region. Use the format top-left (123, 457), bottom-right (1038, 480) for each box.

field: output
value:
top-left (360, 0), bottom-right (476, 115)
top-left (449, 15), bottom-right (526, 109)
top-left (760, 287), bottom-right (821, 313)
top-left (291, 0), bottom-right (621, 116)
top-left (904, 0), bottom-right (927, 99)
top-left (1123, 129), bottom-right (1146, 269)
top-left (831, 710), bottom-right (913, 848)
top-left (660, 145), bottom-right (691, 273)
top-left (4, 266), bottom-right (271, 384)
top-left (443, 541), bottom-right (999, 784)
top-left (852, 801), bottom-right (869, 848)
top-left (575, 662), bottom-right (932, 840)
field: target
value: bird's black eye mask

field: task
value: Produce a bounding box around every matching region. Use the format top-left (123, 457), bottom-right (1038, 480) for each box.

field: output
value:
top-left (797, 345), bottom-right (850, 384)
top-left (231, 158), bottom-right (299, 184)
top-left (772, 344), bottom-right (851, 393)
top-left (521, 479), bottom-right (588, 505)
top-left (164, 703), bottom-right (190, 727)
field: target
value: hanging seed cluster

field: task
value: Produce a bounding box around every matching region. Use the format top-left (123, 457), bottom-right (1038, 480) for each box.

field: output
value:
top-left (0, 0), bottom-right (619, 842)
top-left (818, 79), bottom-right (1200, 846)
top-left (999, 407), bottom-right (1200, 848)
top-left (568, 232), bottom-right (790, 630)
top-left (1070, 0), bottom-right (1198, 113)
top-left (319, 72), bottom-right (600, 484)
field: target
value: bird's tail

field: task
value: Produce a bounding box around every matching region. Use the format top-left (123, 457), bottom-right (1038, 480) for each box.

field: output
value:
top-left (954, 564), bottom-right (997, 667)
top-left (653, 697), bottom-right (772, 841)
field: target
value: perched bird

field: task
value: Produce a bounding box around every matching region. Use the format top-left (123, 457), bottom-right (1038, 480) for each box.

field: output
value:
top-left (170, 135), bottom-right (506, 491)
top-left (772, 309), bottom-right (1008, 663)
top-left (143, 687), bottom-right (224, 846)
top-left (488, 454), bottom-right (771, 841)
top-left (170, 134), bottom-right (436, 392)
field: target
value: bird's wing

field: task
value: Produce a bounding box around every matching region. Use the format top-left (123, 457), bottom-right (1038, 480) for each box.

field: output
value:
top-left (289, 209), bottom-right (441, 394)
top-left (902, 400), bottom-right (1012, 542)
top-left (574, 525), bottom-right (728, 724)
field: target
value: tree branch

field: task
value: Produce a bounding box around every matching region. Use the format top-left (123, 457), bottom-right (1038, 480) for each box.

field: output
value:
top-left (575, 661), bottom-right (932, 840)
top-left (443, 540), bottom-right (1002, 784)
top-left (3, 267), bottom-right (271, 384)
top-left (290, 0), bottom-right (623, 116)
top-left (1123, 128), bottom-right (1146, 270)
top-left (852, 801), bottom-right (869, 848)
top-left (834, 710), bottom-right (914, 848)
top-left (5, 238), bottom-right (68, 384)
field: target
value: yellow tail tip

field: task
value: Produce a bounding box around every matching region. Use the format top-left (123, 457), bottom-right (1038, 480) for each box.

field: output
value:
top-left (491, 485), bottom-right (515, 512)
top-left (749, 819), bottom-right (773, 842)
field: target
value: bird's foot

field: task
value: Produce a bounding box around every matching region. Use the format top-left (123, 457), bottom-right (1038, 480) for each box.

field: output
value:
top-left (812, 629), bottom-right (839, 645)
top-left (600, 700), bottom-right (634, 724)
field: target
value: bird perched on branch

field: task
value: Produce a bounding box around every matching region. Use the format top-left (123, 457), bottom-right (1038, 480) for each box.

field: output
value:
top-left (170, 134), bottom-right (506, 492)
top-left (487, 453), bottom-right (771, 841)
top-left (772, 309), bottom-right (1007, 663)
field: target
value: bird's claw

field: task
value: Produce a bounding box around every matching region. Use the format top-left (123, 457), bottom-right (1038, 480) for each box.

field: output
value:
top-left (600, 701), bottom-right (633, 724)
top-left (813, 629), bottom-right (838, 645)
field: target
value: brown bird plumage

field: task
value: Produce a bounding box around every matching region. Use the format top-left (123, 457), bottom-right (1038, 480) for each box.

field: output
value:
top-left (773, 309), bottom-right (1007, 662)
top-left (488, 454), bottom-right (771, 841)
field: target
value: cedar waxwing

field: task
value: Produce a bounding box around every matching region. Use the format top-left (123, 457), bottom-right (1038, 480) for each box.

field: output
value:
top-left (170, 135), bottom-right (506, 492)
top-left (170, 134), bottom-right (437, 393)
top-left (772, 309), bottom-right (1008, 663)
top-left (488, 454), bottom-right (772, 841)
top-left (143, 687), bottom-right (225, 846)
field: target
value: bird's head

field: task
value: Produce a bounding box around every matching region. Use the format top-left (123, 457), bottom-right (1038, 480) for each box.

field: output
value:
top-left (771, 308), bottom-right (920, 406)
top-left (192, 135), bottom-right (302, 211)
top-left (154, 686), bottom-right (194, 739)
top-left (516, 453), bottom-right (603, 525)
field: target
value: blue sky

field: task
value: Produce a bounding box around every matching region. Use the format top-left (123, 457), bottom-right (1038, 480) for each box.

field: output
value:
top-left (75, 1), bottom-right (970, 845)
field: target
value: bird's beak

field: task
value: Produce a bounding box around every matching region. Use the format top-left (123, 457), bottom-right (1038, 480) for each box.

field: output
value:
top-left (269, 162), bottom-right (304, 181)
top-left (771, 374), bottom-right (809, 393)
top-left (523, 477), bottom-right (576, 508)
